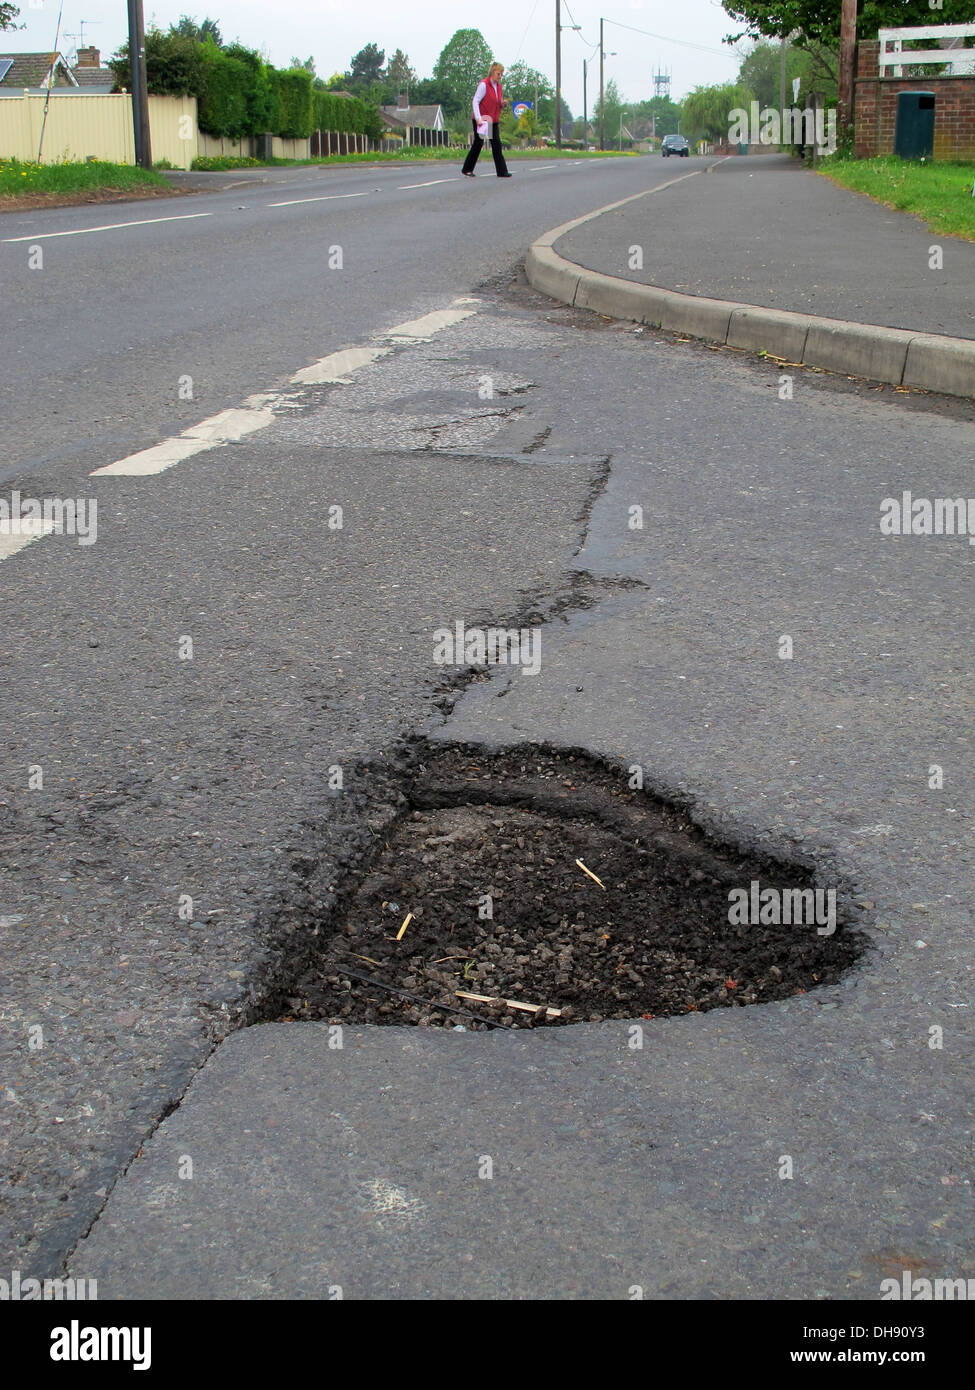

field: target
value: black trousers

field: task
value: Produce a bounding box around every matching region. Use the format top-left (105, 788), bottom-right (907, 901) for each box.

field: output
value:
top-left (461, 118), bottom-right (509, 176)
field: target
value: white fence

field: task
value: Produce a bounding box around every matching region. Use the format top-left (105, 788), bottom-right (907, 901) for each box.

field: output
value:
top-left (879, 24), bottom-right (975, 77)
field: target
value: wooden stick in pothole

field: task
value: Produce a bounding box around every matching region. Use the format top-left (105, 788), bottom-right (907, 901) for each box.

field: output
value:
top-left (575, 859), bottom-right (606, 890)
top-left (456, 991), bottom-right (563, 1019)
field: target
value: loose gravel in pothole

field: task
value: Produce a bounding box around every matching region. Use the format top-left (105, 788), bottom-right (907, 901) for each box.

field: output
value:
top-left (274, 747), bottom-right (862, 1030)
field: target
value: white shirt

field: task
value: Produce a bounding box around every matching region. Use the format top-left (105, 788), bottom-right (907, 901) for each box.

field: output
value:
top-left (472, 81), bottom-right (500, 122)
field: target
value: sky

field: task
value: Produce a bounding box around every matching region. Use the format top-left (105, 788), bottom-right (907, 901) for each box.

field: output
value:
top-left (4, 1), bottom-right (749, 108)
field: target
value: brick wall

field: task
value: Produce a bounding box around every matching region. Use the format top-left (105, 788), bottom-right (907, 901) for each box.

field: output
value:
top-left (855, 39), bottom-right (975, 159)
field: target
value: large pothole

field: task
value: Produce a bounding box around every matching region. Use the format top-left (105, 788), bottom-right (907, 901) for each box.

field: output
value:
top-left (268, 745), bottom-right (863, 1030)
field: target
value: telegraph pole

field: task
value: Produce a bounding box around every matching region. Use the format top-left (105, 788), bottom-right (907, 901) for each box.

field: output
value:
top-left (127, 0), bottom-right (152, 169)
top-left (838, 0), bottom-right (858, 136)
top-left (599, 17), bottom-right (604, 151)
top-left (555, 0), bottom-right (562, 147)
top-left (779, 34), bottom-right (787, 120)
top-left (583, 58), bottom-right (587, 147)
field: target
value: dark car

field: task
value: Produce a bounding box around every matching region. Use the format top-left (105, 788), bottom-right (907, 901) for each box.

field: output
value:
top-left (661, 134), bottom-right (690, 158)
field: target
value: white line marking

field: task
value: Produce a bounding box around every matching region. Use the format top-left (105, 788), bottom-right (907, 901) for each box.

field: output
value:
top-left (92, 296), bottom-right (481, 477)
top-left (91, 407), bottom-right (275, 477)
top-left (0, 518), bottom-right (56, 561)
top-left (397, 178), bottom-right (456, 189)
top-left (382, 299), bottom-right (480, 342)
top-left (291, 345), bottom-right (391, 385)
top-left (2, 213), bottom-right (212, 243)
top-left (268, 191), bottom-right (372, 207)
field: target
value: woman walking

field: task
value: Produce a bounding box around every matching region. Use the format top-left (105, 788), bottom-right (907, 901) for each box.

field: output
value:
top-left (461, 62), bottom-right (512, 179)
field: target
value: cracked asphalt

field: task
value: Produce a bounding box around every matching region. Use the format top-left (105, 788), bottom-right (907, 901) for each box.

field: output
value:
top-left (2, 157), bottom-right (973, 1300)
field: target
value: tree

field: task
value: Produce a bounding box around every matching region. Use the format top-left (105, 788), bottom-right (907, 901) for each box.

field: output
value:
top-left (503, 61), bottom-right (557, 131)
top-left (0, 3), bottom-right (20, 31)
top-left (594, 77), bottom-right (625, 142)
top-left (349, 42), bottom-right (385, 88)
top-left (385, 49), bottom-right (416, 94)
top-left (433, 28), bottom-right (493, 116)
top-left (723, 1), bottom-right (975, 47)
top-left (737, 37), bottom-right (837, 104)
top-left (170, 15), bottom-right (223, 47)
top-left (290, 56), bottom-right (316, 76)
top-left (682, 81), bottom-right (750, 142)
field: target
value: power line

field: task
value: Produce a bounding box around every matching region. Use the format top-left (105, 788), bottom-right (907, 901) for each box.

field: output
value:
top-left (562, 1), bottom-right (600, 52)
top-left (605, 17), bottom-right (743, 59)
top-left (514, 0), bottom-right (543, 60)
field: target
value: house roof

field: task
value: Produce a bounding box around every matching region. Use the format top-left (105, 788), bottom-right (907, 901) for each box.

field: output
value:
top-left (71, 64), bottom-right (115, 91)
top-left (0, 52), bottom-right (78, 88)
top-left (380, 103), bottom-right (442, 129)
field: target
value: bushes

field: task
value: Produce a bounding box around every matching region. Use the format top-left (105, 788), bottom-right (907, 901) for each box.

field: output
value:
top-left (110, 30), bottom-right (381, 142)
top-left (190, 155), bottom-right (262, 170)
top-left (271, 68), bottom-right (315, 138)
top-left (313, 90), bottom-right (377, 137)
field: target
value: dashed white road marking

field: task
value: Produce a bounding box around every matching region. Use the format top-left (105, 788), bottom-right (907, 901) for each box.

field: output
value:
top-left (90, 298), bottom-right (482, 477)
top-left (268, 191), bottom-right (372, 208)
top-left (291, 346), bottom-right (391, 386)
top-left (383, 299), bottom-right (481, 342)
top-left (2, 213), bottom-right (212, 242)
top-left (91, 405), bottom-right (276, 477)
top-left (397, 178), bottom-right (457, 189)
top-left (0, 518), bottom-right (56, 561)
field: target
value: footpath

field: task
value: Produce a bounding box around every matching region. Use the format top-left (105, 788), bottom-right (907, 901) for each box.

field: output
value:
top-left (530, 154), bottom-right (975, 398)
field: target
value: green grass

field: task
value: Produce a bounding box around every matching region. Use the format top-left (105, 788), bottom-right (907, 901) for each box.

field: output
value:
top-left (191, 155), bottom-right (264, 170)
top-left (0, 157), bottom-right (167, 197)
top-left (192, 145), bottom-right (638, 172)
top-left (817, 155), bottom-right (975, 241)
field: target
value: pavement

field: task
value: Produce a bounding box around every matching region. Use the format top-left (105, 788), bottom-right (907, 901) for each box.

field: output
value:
top-left (530, 154), bottom-right (975, 398)
top-left (3, 155), bottom-right (974, 1301)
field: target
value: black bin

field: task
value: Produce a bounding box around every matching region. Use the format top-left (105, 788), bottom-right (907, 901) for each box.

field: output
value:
top-left (895, 91), bottom-right (935, 159)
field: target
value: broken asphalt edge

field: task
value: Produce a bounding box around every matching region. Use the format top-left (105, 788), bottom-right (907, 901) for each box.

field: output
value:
top-left (525, 166), bottom-right (975, 401)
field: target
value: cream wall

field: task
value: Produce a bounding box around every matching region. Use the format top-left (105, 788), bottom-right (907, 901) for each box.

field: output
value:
top-left (0, 94), bottom-right (199, 169)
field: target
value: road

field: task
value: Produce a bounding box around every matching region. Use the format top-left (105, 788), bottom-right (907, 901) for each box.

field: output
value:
top-left (1, 155), bottom-right (686, 490)
top-left (2, 155), bottom-right (973, 1297)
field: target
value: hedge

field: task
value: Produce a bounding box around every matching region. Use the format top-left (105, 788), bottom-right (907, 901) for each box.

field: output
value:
top-left (110, 30), bottom-right (381, 141)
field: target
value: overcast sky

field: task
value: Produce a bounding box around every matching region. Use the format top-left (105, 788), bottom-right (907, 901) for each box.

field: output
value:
top-left (6, 1), bottom-right (748, 107)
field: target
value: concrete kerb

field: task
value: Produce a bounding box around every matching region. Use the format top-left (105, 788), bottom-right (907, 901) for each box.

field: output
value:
top-left (524, 175), bottom-right (975, 399)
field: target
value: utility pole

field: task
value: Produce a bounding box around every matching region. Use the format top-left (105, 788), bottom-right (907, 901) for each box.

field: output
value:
top-left (127, 0), bottom-right (152, 169)
top-left (838, 0), bottom-right (858, 136)
top-left (779, 34), bottom-right (787, 119)
top-left (555, 0), bottom-right (562, 148)
top-left (583, 59), bottom-right (587, 148)
top-left (599, 17), bottom-right (604, 151)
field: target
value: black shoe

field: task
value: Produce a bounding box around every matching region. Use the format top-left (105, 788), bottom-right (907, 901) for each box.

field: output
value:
top-left (463, 171), bottom-right (476, 178)
top-left (498, 172), bottom-right (512, 178)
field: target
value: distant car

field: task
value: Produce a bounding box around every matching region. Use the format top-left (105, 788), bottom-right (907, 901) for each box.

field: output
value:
top-left (661, 134), bottom-right (690, 158)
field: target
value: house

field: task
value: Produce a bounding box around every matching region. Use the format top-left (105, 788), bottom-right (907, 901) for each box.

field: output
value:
top-left (70, 47), bottom-right (116, 93)
top-left (380, 94), bottom-right (445, 133)
top-left (0, 51), bottom-right (79, 92)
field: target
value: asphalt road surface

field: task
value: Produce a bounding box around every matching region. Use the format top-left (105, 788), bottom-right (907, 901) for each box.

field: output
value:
top-left (2, 156), bottom-right (974, 1300)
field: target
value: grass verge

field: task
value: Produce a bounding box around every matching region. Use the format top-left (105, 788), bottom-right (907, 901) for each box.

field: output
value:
top-left (817, 155), bottom-right (975, 241)
top-left (0, 157), bottom-right (168, 197)
top-left (191, 146), bottom-right (639, 171)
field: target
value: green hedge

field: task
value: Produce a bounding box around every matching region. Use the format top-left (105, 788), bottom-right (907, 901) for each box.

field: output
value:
top-left (270, 69), bottom-right (315, 139)
top-left (110, 31), bottom-right (380, 141)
